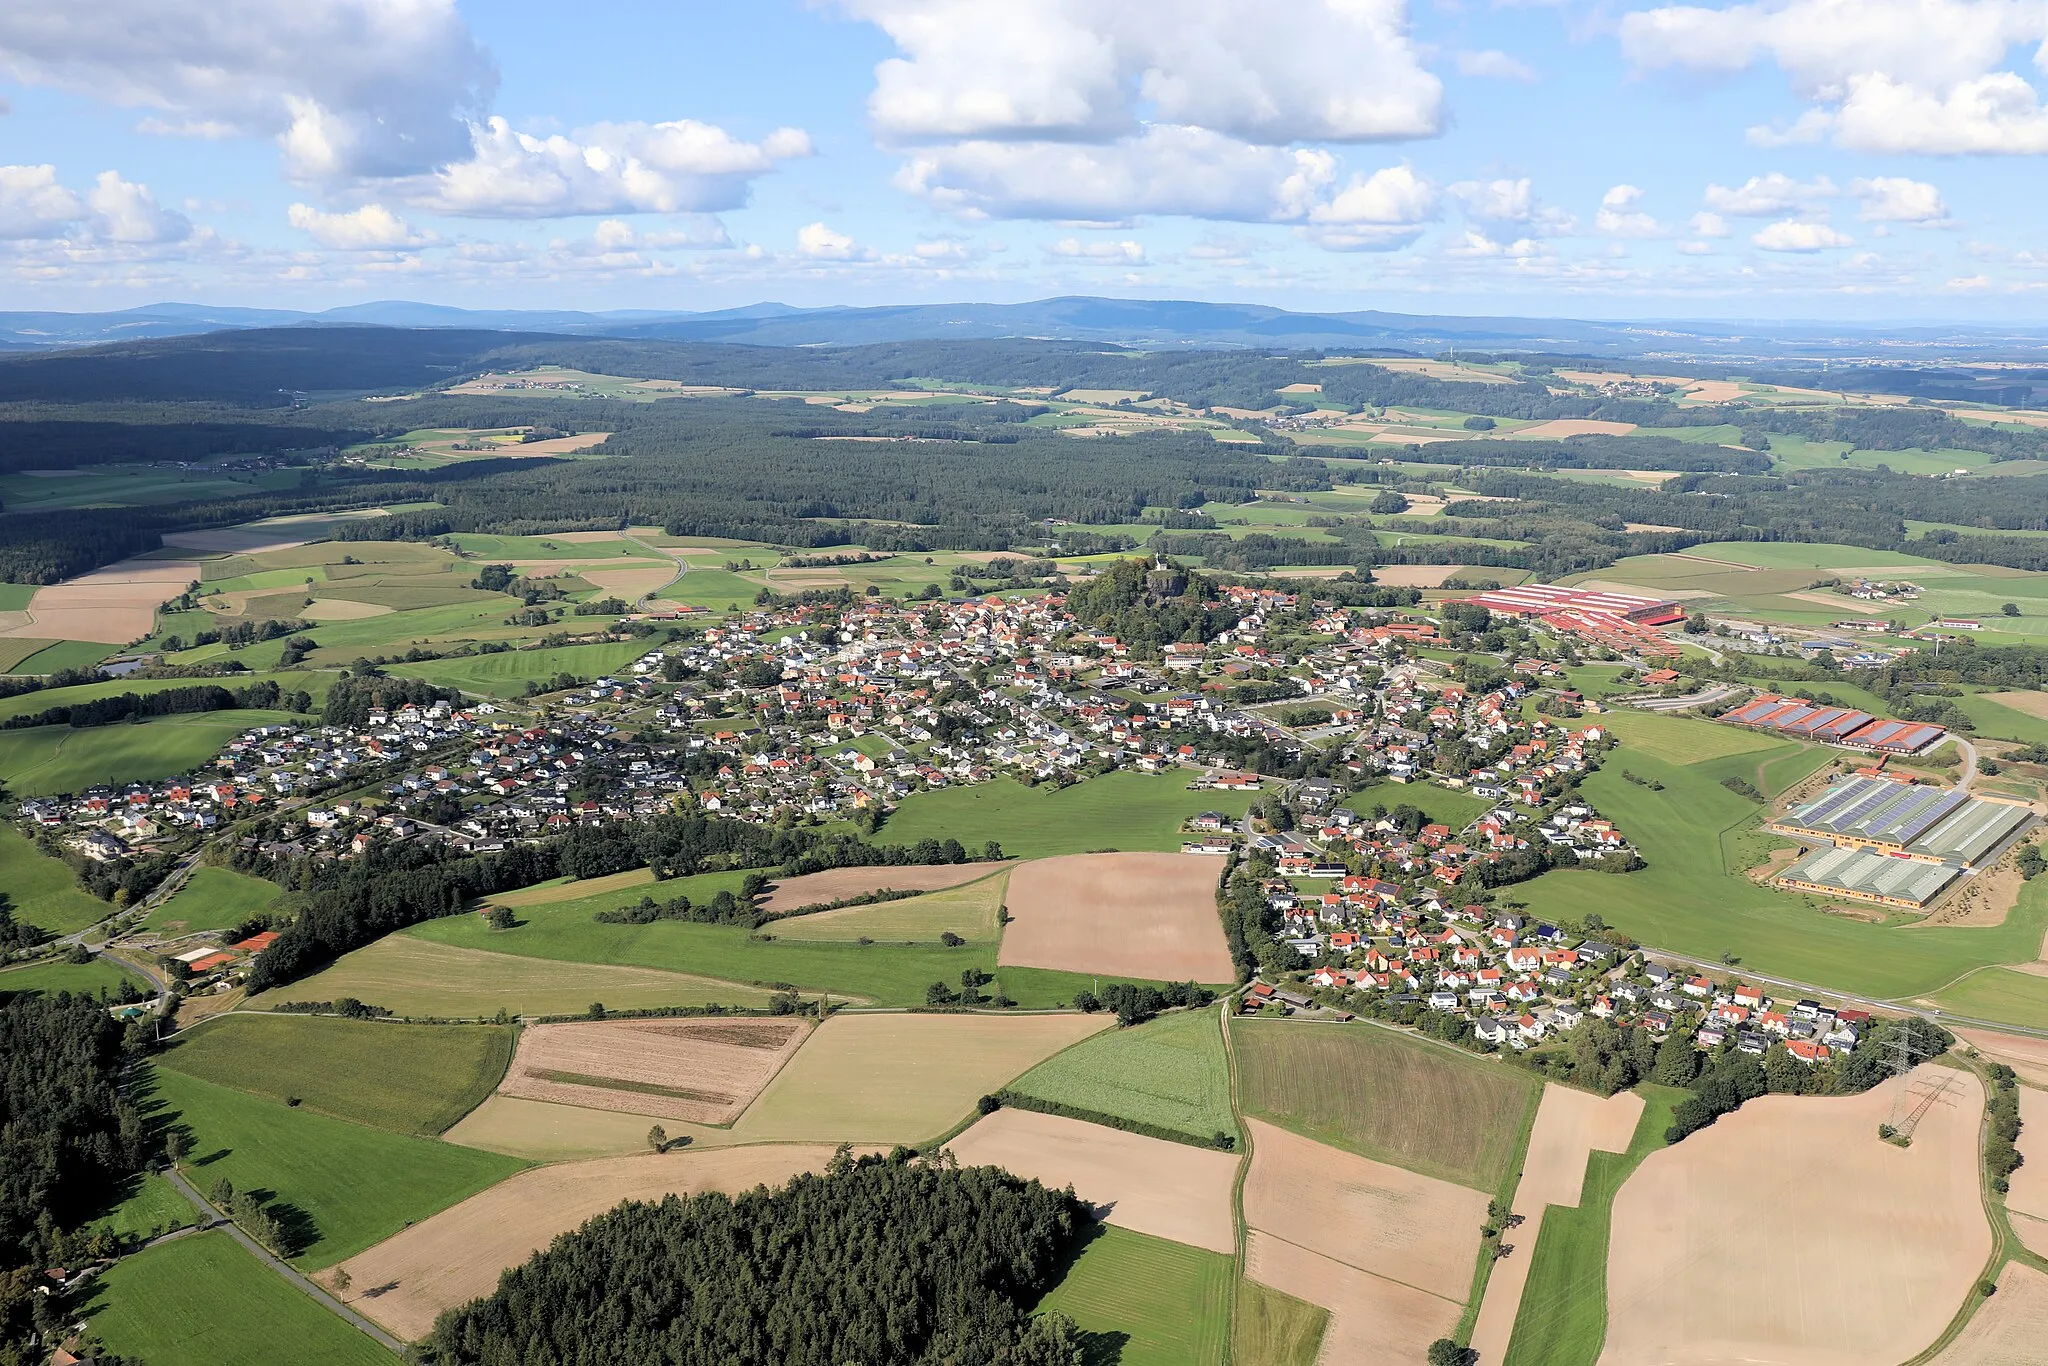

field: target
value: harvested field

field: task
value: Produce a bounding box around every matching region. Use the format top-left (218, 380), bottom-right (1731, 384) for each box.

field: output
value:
top-left (943, 1107), bottom-right (1238, 1253)
top-left (497, 1017), bottom-right (808, 1125)
top-left (335, 1144), bottom-right (858, 1341)
top-left (492, 867), bottom-right (655, 907)
top-left (0, 557), bottom-right (198, 643)
top-left (1986, 690), bottom-right (2048, 721)
top-left (577, 563), bottom-right (676, 599)
top-left (1245, 1231), bottom-right (1459, 1366)
top-left (1508, 419), bottom-right (1638, 439)
top-left (1242, 1118), bottom-right (1484, 1299)
top-left (1367, 565), bottom-right (1470, 588)
top-left (1599, 1067), bottom-right (1990, 1366)
top-left (2002, 1084), bottom-right (2048, 1225)
top-left (1233, 1020), bottom-right (1540, 1190)
top-left (1930, 1261), bottom-right (2048, 1365)
top-left (769, 872), bottom-right (1008, 943)
top-left (1957, 1027), bottom-right (2048, 1087)
top-left (2011, 1210), bottom-right (2048, 1258)
top-left (258, 934), bottom-right (776, 1018)
top-left (759, 861), bottom-right (1007, 914)
top-left (1684, 379), bottom-right (1749, 403)
top-left (731, 1012), bottom-right (1112, 1143)
top-left (997, 852), bottom-right (1234, 983)
top-left (509, 431), bottom-right (609, 456)
top-left (1469, 1084), bottom-right (1644, 1366)
top-left (301, 598), bottom-right (393, 621)
top-left (444, 1094), bottom-right (680, 1161)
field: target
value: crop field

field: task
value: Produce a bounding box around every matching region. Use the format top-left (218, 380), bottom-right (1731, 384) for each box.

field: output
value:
top-left (388, 639), bottom-right (651, 696)
top-left (1233, 1281), bottom-right (1328, 1366)
top-left (1008, 1005), bottom-right (1237, 1143)
top-left (335, 1143), bottom-right (859, 1342)
top-left (146, 1065), bottom-right (525, 1268)
top-left (946, 1107), bottom-right (1238, 1252)
top-left (1244, 1229), bottom-right (1462, 1366)
top-left (1514, 723), bottom-right (2048, 1019)
top-left (1600, 1068), bottom-right (1988, 1366)
top-left (0, 554), bottom-right (198, 644)
top-left (409, 892), bottom-right (1027, 1006)
top-left (998, 852), bottom-right (1236, 983)
top-left (1486, 1085), bottom-right (1669, 1366)
top-left (1034, 1225), bottom-right (1233, 1366)
top-left (759, 861), bottom-right (1004, 914)
top-left (1233, 1021), bottom-right (1540, 1191)
top-left (1587, 707), bottom-right (1791, 765)
top-left (81, 1231), bottom-right (392, 1366)
top-left (161, 1015), bottom-right (514, 1137)
top-left (0, 822), bottom-right (112, 934)
top-left (0, 708), bottom-right (303, 796)
top-left (882, 771), bottom-right (1254, 860)
top-left (496, 1017), bottom-right (809, 1124)
top-left (1930, 1261), bottom-right (2048, 1365)
top-left (724, 1012), bottom-right (1112, 1145)
top-left (89, 1170), bottom-right (196, 1243)
top-left (1244, 1118), bottom-right (1486, 1303)
top-left (144, 866), bottom-right (280, 934)
top-left (769, 870), bottom-right (1009, 943)
top-left (259, 935), bottom-right (779, 1018)
top-left (0, 955), bottom-right (144, 1000)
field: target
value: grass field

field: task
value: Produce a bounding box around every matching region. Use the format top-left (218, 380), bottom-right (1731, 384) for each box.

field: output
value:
top-left (1034, 1224), bottom-right (1233, 1366)
top-left (161, 1015), bottom-right (514, 1136)
top-left (0, 955), bottom-right (145, 1000)
top-left (770, 868), bottom-right (1008, 943)
top-left (1009, 1006), bottom-right (1238, 1144)
top-left (0, 709), bottom-right (302, 796)
top-left (82, 1231), bottom-right (392, 1366)
top-left (0, 671), bottom-right (336, 726)
top-left (1232, 1279), bottom-right (1329, 1366)
top-left (1501, 1085), bottom-right (1688, 1366)
top-left (10, 640), bottom-right (115, 675)
top-left (144, 866), bottom-right (280, 934)
top-left (1344, 781), bottom-right (1494, 831)
top-left (147, 1065), bottom-right (526, 1268)
top-left (1932, 967), bottom-right (2048, 1028)
top-left (261, 934), bottom-right (779, 1017)
top-left (1233, 1021), bottom-right (1541, 1191)
top-left (89, 1171), bottom-right (196, 1243)
top-left (388, 640), bottom-right (651, 697)
top-left (883, 772), bottom-right (1254, 861)
top-left (0, 822), bottom-right (112, 933)
top-left (1513, 711), bottom-right (2048, 1016)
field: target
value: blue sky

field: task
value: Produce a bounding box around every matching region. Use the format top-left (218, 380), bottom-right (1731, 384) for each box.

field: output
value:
top-left (5, 0), bottom-right (2048, 319)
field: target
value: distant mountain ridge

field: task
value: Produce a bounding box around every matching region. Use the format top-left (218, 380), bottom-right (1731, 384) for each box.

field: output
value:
top-left (5, 296), bottom-right (2048, 359)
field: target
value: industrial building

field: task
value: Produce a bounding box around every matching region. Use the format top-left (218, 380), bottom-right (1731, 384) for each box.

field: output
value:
top-left (1767, 773), bottom-right (2035, 908)
top-left (1453, 585), bottom-right (1684, 658)
top-left (1720, 694), bottom-right (1947, 755)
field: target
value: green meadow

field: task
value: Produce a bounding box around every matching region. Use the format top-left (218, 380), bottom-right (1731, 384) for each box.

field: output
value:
top-left (883, 771), bottom-right (1253, 860)
top-left (144, 866), bottom-right (281, 934)
top-left (0, 822), bottom-right (112, 934)
top-left (0, 709), bottom-right (303, 796)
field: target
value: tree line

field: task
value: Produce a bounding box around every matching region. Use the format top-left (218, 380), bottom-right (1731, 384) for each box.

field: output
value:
top-left (1, 679), bottom-right (311, 730)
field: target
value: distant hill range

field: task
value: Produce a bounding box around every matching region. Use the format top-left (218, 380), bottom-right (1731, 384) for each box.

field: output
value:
top-left (6, 296), bottom-right (2048, 361)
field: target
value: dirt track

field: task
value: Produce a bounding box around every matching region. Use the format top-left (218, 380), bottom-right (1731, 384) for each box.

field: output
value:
top-left (1599, 1067), bottom-right (1989, 1366)
top-left (944, 1108), bottom-right (1238, 1253)
top-left (997, 852), bottom-right (1235, 983)
top-left (334, 1144), bottom-right (865, 1341)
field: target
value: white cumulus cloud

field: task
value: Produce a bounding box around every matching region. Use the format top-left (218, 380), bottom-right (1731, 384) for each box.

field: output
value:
top-left (1850, 175), bottom-right (1950, 221)
top-left (797, 222), bottom-right (873, 260)
top-left (0, 165), bottom-right (86, 239)
top-left (1753, 218), bottom-right (1853, 250)
top-left (1703, 173), bottom-right (1836, 216)
top-left (1049, 237), bottom-right (1146, 261)
top-left (1306, 164), bottom-right (1438, 249)
top-left (287, 203), bottom-right (430, 249)
top-left (1595, 184), bottom-right (1663, 236)
top-left (1455, 49), bottom-right (1537, 81)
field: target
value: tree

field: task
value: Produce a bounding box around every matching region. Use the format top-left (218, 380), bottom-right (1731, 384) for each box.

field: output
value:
top-left (2003, 602), bottom-right (2021, 617)
top-left (1428, 1338), bottom-right (1470, 1366)
top-left (926, 981), bottom-right (958, 1006)
top-left (162, 1128), bottom-right (189, 1164)
top-left (1652, 1032), bottom-right (1698, 1087)
top-left (1763, 1044), bottom-right (1808, 1095)
top-left (331, 1267), bottom-right (352, 1294)
top-left (485, 905), bottom-right (515, 930)
top-left (647, 1125), bottom-right (668, 1153)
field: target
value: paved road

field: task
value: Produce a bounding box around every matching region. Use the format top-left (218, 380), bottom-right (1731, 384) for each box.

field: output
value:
top-left (1628, 683), bottom-right (1743, 713)
top-left (159, 1167), bottom-right (406, 1355)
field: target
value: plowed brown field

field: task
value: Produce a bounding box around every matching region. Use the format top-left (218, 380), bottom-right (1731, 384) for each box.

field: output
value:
top-left (497, 1018), bottom-right (809, 1124)
top-left (998, 852), bottom-right (1233, 982)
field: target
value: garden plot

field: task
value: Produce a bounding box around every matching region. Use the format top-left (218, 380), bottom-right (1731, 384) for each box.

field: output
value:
top-left (1599, 1066), bottom-right (1989, 1366)
top-left (998, 852), bottom-right (1234, 983)
top-left (497, 1018), bottom-right (809, 1125)
top-left (1242, 1118), bottom-right (1485, 1300)
top-left (334, 1144), bottom-right (861, 1342)
top-left (943, 1108), bottom-right (1238, 1253)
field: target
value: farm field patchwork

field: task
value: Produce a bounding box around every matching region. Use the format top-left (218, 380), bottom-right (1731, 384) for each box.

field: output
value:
top-left (1034, 1225), bottom-right (1233, 1366)
top-left (259, 935), bottom-right (779, 1017)
top-left (1929, 1261), bottom-right (2048, 1365)
top-left (1007, 1004), bottom-right (1238, 1144)
top-left (334, 1143), bottom-right (861, 1342)
top-left (1232, 1281), bottom-right (1329, 1366)
top-left (160, 1015), bottom-right (514, 1137)
top-left (882, 771), bottom-right (1253, 860)
top-left (81, 1231), bottom-right (392, 1366)
top-left (496, 1017), bottom-right (809, 1125)
top-left (943, 1107), bottom-right (1239, 1253)
top-left (757, 860), bottom-right (1006, 914)
top-left (1244, 1229), bottom-right (1461, 1366)
top-left (1233, 1020), bottom-right (1540, 1191)
top-left (1598, 1067), bottom-right (1988, 1366)
top-left (146, 1065), bottom-right (526, 1268)
top-left (998, 852), bottom-right (1235, 984)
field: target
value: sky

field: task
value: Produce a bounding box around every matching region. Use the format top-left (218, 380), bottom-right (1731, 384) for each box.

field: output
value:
top-left (5, 0), bottom-right (2048, 321)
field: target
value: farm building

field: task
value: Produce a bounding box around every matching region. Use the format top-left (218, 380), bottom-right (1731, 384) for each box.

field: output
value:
top-left (1770, 775), bottom-right (2032, 867)
top-left (1773, 845), bottom-right (1961, 909)
top-left (1720, 695), bottom-right (1946, 755)
top-left (1454, 585), bottom-right (1684, 657)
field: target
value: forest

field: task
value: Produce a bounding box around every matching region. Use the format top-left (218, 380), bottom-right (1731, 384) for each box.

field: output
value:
top-left (428, 1150), bottom-right (1092, 1366)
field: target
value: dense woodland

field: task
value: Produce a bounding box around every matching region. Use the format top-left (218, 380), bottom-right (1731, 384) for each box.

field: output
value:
top-left (428, 1151), bottom-right (1092, 1366)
